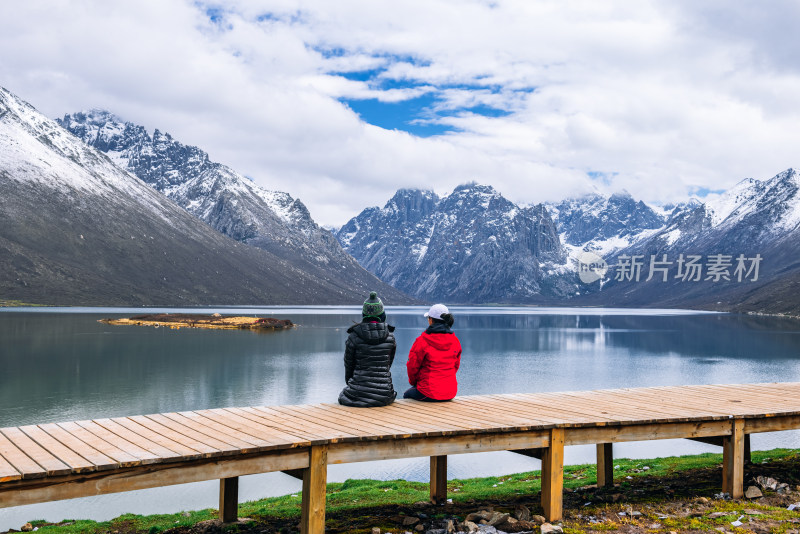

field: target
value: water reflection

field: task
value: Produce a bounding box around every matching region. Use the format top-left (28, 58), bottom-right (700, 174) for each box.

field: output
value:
top-left (2, 307), bottom-right (800, 528)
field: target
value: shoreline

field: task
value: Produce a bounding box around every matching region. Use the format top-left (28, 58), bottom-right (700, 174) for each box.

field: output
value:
top-left (8, 448), bottom-right (800, 534)
top-left (98, 313), bottom-right (295, 331)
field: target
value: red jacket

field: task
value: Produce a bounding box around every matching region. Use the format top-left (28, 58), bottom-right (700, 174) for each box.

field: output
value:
top-left (407, 327), bottom-right (462, 400)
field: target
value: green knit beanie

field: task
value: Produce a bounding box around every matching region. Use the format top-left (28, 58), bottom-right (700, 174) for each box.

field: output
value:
top-left (362, 291), bottom-right (384, 318)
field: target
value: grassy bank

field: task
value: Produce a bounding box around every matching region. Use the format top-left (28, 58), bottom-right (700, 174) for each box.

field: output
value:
top-left (14, 448), bottom-right (800, 534)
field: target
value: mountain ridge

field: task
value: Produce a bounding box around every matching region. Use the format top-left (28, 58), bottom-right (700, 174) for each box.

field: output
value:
top-left (0, 87), bottom-right (409, 306)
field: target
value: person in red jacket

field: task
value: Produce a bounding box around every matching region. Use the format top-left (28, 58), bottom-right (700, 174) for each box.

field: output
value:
top-left (404, 304), bottom-right (462, 402)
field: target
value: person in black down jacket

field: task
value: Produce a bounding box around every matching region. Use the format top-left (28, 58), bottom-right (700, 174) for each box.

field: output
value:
top-left (338, 291), bottom-right (397, 407)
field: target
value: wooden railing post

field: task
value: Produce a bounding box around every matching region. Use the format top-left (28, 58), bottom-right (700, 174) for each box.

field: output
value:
top-left (430, 455), bottom-right (447, 504)
top-left (596, 443), bottom-right (613, 488)
top-left (541, 428), bottom-right (564, 521)
top-left (219, 477), bottom-right (239, 523)
top-left (300, 445), bottom-right (328, 534)
top-left (722, 419), bottom-right (745, 498)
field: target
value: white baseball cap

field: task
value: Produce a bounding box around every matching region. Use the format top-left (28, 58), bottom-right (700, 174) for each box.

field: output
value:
top-left (424, 303), bottom-right (449, 320)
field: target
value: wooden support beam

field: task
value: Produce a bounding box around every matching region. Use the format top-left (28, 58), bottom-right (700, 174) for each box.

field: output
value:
top-left (219, 477), bottom-right (238, 523)
top-left (0, 449), bottom-right (309, 509)
top-left (510, 448), bottom-right (544, 459)
top-left (596, 443), bottom-right (613, 488)
top-left (687, 435), bottom-right (750, 463)
top-left (722, 420), bottom-right (745, 499)
top-left (430, 455), bottom-right (447, 504)
top-left (744, 434), bottom-right (751, 464)
top-left (541, 428), bottom-right (564, 522)
top-left (687, 436), bottom-right (724, 447)
top-left (300, 445), bottom-right (327, 534)
top-left (328, 431), bottom-right (549, 464)
top-left (282, 468), bottom-right (304, 480)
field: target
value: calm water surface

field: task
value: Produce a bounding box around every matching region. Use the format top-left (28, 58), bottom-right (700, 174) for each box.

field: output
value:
top-left (2, 306), bottom-right (800, 528)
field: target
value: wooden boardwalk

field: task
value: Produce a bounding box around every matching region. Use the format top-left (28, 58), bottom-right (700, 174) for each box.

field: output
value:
top-left (1, 382), bottom-right (800, 533)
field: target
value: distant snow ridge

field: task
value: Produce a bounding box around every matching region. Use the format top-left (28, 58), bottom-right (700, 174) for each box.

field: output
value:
top-left (336, 184), bottom-right (575, 302)
top-left (58, 110), bottom-right (355, 267)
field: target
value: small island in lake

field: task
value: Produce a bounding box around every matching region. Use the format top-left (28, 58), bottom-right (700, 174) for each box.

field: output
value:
top-left (99, 313), bottom-right (294, 331)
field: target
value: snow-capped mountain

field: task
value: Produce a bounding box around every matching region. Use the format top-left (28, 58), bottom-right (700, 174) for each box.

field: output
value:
top-left (547, 191), bottom-right (667, 261)
top-left (57, 109), bottom-right (407, 302)
top-left (0, 87), bottom-right (405, 305)
top-left (583, 169), bottom-right (800, 314)
top-left (337, 184), bottom-right (574, 302)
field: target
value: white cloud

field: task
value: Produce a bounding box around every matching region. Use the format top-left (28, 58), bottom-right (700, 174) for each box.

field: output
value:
top-left (2, 0), bottom-right (800, 226)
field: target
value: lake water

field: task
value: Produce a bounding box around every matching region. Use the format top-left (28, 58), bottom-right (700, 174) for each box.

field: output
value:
top-left (2, 306), bottom-right (800, 528)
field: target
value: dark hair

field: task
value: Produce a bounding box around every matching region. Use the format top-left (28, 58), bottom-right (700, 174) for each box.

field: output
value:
top-left (433, 313), bottom-right (454, 327)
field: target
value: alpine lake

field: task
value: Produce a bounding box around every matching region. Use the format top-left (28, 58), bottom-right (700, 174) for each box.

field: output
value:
top-left (2, 306), bottom-right (800, 528)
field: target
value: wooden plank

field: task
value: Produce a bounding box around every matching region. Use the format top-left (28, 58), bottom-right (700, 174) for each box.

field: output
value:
top-left (261, 405), bottom-right (380, 440)
top-left (167, 412), bottom-right (271, 451)
top-left (112, 417), bottom-right (210, 459)
top-left (38, 423), bottom-right (117, 470)
top-left (18, 425), bottom-right (96, 473)
top-left (0, 451), bottom-right (22, 483)
top-left (445, 397), bottom-right (557, 428)
top-left (389, 400), bottom-right (512, 432)
top-left (203, 408), bottom-right (313, 446)
top-left (564, 419), bottom-right (733, 446)
top-left (0, 428), bottom-right (71, 476)
top-left (283, 405), bottom-right (409, 439)
top-left (56, 422), bottom-right (141, 468)
top-left (530, 391), bottom-right (680, 425)
top-left (219, 477), bottom-right (239, 523)
top-left (483, 394), bottom-right (619, 425)
top-left (0, 448), bottom-right (309, 508)
top-left (572, 389), bottom-right (731, 420)
top-left (313, 404), bottom-right (430, 437)
top-left (300, 445), bottom-right (327, 534)
top-left (430, 455), bottom-right (447, 505)
top-left (176, 411), bottom-right (275, 451)
top-left (73, 421), bottom-right (161, 465)
top-left (554, 390), bottom-right (699, 422)
top-left (395, 399), bottom-right (514, 431)
top-left (452, 396), bottom-right (574, 426)
top-left (316, 403), bottom-right (452, 436)
top-left (745, 414), bottom-right (800, 433)
top-left (142, 414), bottom-right (238, 456)
top-left (92, 419), bottom-right (183, 461)
top-left (234, 407), bottom-right (342, 442)
top-left (327, 430), bottom-right (550, 464)
top-left (0, 431), bottom-right (46, 479)
top-left (722, 419), bottom-right (745, 499)
top-left (350, 403), bottom-right (469, 435)
top-left (596, 443), bottom-right (613, 488)
top-left (656, 385), bottom-right (789, 416)
top-left (541, 428), bottom-right (564, 522)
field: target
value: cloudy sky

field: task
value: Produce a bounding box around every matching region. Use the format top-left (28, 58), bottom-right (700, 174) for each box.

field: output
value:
top-left (3, 1), bottom-right (800, 226)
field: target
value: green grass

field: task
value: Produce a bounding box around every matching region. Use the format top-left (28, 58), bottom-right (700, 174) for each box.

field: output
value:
top-left (21, 448), bottom-right (800, 534)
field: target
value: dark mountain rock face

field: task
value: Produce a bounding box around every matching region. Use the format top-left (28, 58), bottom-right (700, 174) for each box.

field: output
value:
top-left (582, 169), bottom-right (800, 314)
top-left (337, 184), bottom-right (573, 303)
top-left (549, 191), bottom-right (667, 246)
top-left (57, 110), bottom-right (408, 304)
top-left (0, 88), bottom-right (406, 306)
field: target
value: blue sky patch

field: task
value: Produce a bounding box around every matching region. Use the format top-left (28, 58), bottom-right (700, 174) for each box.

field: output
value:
top-left (333, 62), bottom-right (520, 137)
top-left (342, 96), bottom-right (457, 137)
top-left (689, 186), bottom-right (726, 197)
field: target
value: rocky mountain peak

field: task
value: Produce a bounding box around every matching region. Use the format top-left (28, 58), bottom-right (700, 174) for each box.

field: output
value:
top-left (336, 183), bottom-right (572, 302)
top-left (58, 107), bottom-right (408, 301)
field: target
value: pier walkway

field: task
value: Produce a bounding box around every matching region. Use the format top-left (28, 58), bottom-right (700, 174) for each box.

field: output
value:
top-left (1, 382), bottom-right (799, 533)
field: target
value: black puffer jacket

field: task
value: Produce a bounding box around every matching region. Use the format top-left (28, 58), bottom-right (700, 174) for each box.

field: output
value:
top-left (338, 321), bottom-right (397, 407)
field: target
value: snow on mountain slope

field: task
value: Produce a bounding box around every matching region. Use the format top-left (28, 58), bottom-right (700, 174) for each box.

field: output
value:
top-left (1, 86), bottom-right (389, 306)
top-left (337, 184), bottom-right (573, 303)
top-left (58, 109), bottom-right (409, 302)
